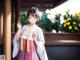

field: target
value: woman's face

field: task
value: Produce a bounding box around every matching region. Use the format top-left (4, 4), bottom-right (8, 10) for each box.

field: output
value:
top-left (28, 14), bottom-right (37, 25)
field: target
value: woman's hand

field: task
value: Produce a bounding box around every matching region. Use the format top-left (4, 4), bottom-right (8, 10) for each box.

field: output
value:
top-left (17, 22), bottom-right (22, 29)
top-left (15, 22), bottom-right (22, 40)
top-left (32, 32), bottom-right (36, 40)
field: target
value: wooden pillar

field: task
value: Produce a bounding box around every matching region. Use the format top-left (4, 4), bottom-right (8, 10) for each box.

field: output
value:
top-left (0, 1), bottom-right (3, 41)
top-left (3, 0), bottom-right (11, 60)
top-left (0, 13), bottom-right (3, 43)
top-left (11, 0), bottom-right (14, 32)
top-left (14, 0), bottom-right (20, 32)
top-left (0, 11), bottom-right (1, 40)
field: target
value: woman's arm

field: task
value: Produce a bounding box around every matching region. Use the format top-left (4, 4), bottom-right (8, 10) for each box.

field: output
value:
top-left (13, 22), bottom-right (22, 44)
top-left (14, 28), bottom-right (21, 40)
top-left (12, 22), bottom-right (22, 58)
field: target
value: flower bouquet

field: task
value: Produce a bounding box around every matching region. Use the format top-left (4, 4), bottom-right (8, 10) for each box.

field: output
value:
top-left (62, 11), bottom-right (80, 33)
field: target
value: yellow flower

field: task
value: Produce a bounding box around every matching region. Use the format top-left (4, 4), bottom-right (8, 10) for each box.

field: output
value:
top-left (79, 24), bottom-right (80, 27)
top-left (67, 22), bottom-right (70, 25)
top-left (69, 26), bottom-right (72, 30)
top-left (78, 13), bottom-right (80, 18)
top-left (74, 26), bottom-right (78, 30)
top-left (77, 13), bottom-right (80, 18)
top-left (64, 20), bottom-right (67, 23)
top-left (74, 12), bottom-right (80, 18)
top-left (64, 24), bottom-right (66, 27)
top-left (73, 22), bottom-right (76, 24)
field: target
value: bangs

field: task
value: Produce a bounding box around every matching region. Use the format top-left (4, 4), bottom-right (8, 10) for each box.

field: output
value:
top-left (27, 8), bottom-right (37, 18)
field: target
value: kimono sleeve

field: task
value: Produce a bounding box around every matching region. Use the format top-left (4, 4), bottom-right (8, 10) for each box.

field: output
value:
top-left (13, 25), bottom-right (25, 44)
top-left (37, 28), bottom-right (45, 45)
top-left (12, 25), bottom-right (25, 58)
top-left (35, 28), bottom-right (48, 60)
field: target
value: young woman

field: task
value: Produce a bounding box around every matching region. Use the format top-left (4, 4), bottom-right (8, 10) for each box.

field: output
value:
top-left (12, 7), bottom-right (48, 60)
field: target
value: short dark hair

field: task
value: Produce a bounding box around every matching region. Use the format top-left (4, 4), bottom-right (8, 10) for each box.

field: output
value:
top-left (27, 7), bottom-right (38, 18)
top-left (24, 7), bottom-right (39, 24)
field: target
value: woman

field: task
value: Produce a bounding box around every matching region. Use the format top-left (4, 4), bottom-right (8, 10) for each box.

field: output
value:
top-left (12, 7), bottom-right (48, 60)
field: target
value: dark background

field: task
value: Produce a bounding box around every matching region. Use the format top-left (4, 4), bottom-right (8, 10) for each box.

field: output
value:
top-left (46, 45), bottom-right (80, 60)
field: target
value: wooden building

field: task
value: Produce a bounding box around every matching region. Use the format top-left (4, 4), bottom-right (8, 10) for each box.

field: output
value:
top-left (0, 0), bottom-right (80, 60)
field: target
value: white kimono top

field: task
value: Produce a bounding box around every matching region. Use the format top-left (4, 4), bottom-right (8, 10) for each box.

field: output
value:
top-left (12, 24), bottom-right (48, 60)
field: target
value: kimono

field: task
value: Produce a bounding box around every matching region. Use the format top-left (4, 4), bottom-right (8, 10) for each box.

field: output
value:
top-left (12, 24), bottom-right (48, 60)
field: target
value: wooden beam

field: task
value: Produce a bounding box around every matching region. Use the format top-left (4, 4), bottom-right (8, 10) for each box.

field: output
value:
top-left (3, 0), bottom-right (11, 60)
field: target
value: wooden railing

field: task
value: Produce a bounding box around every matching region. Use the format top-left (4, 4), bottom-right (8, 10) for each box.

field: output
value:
top-left (11, 32), bottom-right (80, 46)
top-left (44, 32), bottom-right (80, 45)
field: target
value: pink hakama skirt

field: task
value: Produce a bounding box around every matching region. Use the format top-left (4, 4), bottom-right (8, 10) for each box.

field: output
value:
top-left (18, 39), bottom-right (39, 60)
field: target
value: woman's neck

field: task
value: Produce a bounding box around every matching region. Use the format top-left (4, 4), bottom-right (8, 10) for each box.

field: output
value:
top-left (28, 24), bottom-right (36, 34)
top-left (29, 24), bottom-right (35, 27)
